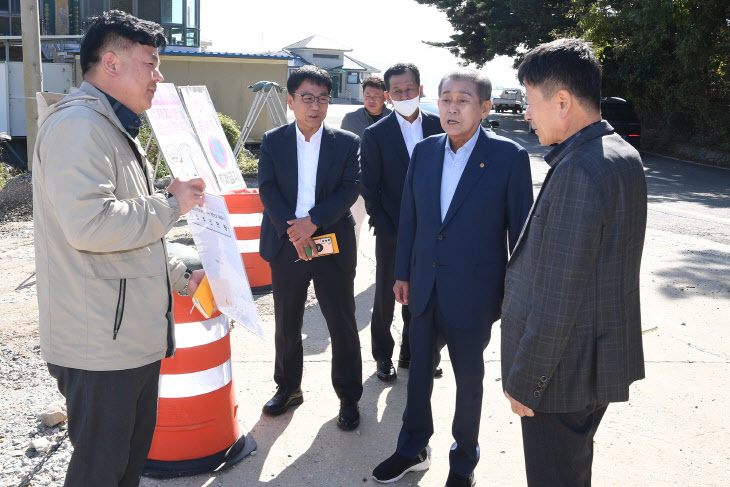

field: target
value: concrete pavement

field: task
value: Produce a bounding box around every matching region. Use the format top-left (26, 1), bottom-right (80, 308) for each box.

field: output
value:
top-left (141, 107), bottom-right (730, 487)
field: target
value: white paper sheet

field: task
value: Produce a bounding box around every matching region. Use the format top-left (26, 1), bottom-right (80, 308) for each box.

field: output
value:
top-left (187, 193), bottom-right (263, 338)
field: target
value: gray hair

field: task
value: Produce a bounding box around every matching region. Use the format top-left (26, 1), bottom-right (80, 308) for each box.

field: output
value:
top-left (438, 69), bottom-right (492, 103)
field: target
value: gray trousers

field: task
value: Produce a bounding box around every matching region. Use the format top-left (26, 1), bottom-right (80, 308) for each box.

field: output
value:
top-left (47, 361), bottom-right (161, 487)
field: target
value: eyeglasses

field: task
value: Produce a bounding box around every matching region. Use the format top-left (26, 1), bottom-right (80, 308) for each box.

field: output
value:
top-left (292, 93), bottom-right (330, 105)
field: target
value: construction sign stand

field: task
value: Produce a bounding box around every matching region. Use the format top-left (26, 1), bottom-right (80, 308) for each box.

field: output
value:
top-left (233, 81), bottom-right (287, 158)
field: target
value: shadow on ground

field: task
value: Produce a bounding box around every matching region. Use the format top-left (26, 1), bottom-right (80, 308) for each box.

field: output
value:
top-left (653, 248), bottom-right (730, 300)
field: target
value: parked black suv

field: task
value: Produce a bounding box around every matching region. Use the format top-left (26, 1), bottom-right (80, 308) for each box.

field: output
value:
top-left (601, 97), bottom-right (641, 148)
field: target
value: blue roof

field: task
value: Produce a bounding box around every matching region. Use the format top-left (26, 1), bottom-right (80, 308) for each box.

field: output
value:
top-left (162, 49), bottom-right (293, 60)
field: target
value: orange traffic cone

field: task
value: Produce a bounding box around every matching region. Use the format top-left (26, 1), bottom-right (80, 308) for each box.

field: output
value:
top-left (143, 294), bottom-right (255, 478)
top-left (223, 188), bottom-right (272, 295)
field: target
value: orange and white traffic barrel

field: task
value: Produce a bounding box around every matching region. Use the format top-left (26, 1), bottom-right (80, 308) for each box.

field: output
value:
top-left (223, 188), bottom-right (272, 295)
top-left (143, 294), bottom-right (256, 478)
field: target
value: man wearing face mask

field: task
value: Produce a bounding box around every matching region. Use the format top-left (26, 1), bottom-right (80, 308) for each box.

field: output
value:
top-left (360, 63), bottom-right (444, 383)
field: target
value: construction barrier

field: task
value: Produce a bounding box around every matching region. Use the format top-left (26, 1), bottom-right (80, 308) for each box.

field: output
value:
top-left (223, 188), bottom-right (272, 295)
top-left (143, 294), bottom-right (256, 478)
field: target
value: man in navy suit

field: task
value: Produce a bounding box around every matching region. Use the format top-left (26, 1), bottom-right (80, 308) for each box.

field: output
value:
top-left (501, 38), bottom-right (647, 487)
top-left (258, 66), bottom-right (363, 430)
top-left (373, 70), bottom-right (533, 486)
top-left (360, 63), bottom-right (444, 382)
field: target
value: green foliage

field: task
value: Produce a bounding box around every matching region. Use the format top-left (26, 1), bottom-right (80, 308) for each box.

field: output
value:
top-left (217, 113), bottom-right (241, 151)
top-left (138, 119), bottom-right (168, 178)
top-left (418, 0), bottom-right (730, 151)
top-left (579, 0), bottom-right (730, 150)
top-left (237, 149), bottom-right (259, 179)
top-left (416, 0), bottom-right (577, 67)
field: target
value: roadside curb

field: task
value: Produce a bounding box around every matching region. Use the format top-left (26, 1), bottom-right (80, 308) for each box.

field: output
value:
top-left (640, 149), bottom-right (730, 171)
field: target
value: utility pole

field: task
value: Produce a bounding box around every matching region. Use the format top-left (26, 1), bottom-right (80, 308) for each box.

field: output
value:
top-left (20, 0), bottom-right (43, 172)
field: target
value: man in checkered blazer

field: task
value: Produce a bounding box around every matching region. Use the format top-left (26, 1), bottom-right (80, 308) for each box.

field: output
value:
top-left (501, 38), bottom-right (648, 487)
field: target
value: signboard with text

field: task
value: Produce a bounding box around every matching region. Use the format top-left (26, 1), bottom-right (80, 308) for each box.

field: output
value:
top-left (178, 86), bottom-right (246, 193)
top-left (145, 83), bottom-right (221, 194)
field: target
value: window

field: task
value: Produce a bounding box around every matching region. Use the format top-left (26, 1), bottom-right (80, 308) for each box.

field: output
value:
top-left (313, 53), bottom-right (339, 59)
top-left (185, 0), bottom-right (195, 27)
top-left (162, 0), bottom-right (182, 24)
top-left (185, 28), bottom-right (198, 47)
top-left (0, 0), bottom-right (19, 35)
top-left (347, 73), bottom-right (360, 84)
top-left (165, 26), bottom-right (184, 46)
top-left (160, 0), bottom-right (198, 47)
top-left (78, 0), bottom-right (199, 47)
top-left (85, 0), bottom-right (106, 17)
top-left (137, 1), bottom-right (160, 23)
top-left (110, 0), bottom-right (132, 13)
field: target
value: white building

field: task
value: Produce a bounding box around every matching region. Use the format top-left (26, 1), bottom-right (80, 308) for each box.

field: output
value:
top-left (282, 35), bottom-right (380, 103)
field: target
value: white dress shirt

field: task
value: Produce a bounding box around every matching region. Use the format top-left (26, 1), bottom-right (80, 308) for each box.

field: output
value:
top-left (440, 128), bottom-right (481, 222)
top-left (394, 109), bottom-right (424, 158)
top-left (295, 123), bottom-right (323, 218)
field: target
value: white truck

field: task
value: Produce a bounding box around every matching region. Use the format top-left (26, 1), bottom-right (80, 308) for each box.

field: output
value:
top-left (493, 88), bottom-right (525, 113)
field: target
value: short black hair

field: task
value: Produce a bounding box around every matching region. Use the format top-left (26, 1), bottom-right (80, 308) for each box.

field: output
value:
top-left (287, 66), bottom-right (333, 94)
top-left (80, 10), bottom-right (166, 76)
top-left (362, 76), bottom-right (386, 93)
top-left (383, 63), bottom-right (420, 91)
top-left (438, 69), bottom-right (492, 103)
top-left (517, 38), bottom-right (602, 112)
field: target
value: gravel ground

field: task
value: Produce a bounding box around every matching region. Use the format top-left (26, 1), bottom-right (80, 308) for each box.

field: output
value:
top-left (0, 181), bottom-right (305, 486)
top-left (0, 333), bottom-right (69, 487)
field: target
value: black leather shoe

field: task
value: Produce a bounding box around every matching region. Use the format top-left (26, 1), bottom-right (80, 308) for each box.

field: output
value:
top-left (376, 359), bottom-right (397, 382)
top-left (445, 471), bottom-right (476, 487)
top-left (337, 399), bottom-right (360, 430)
top-left (262, 387), bottom-right (303, 416)
top-left (373, 447), bottom-right (430, 483)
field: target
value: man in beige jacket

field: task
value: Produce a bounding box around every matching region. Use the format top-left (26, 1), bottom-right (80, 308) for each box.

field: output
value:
top-left (33, 10), bottom-right (205, 486)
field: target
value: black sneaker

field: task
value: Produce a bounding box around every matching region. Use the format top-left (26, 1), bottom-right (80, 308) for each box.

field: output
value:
top-left (445, 471), bottom-right (476, 487)
top-left (373, 447), bottom-right (430, 483)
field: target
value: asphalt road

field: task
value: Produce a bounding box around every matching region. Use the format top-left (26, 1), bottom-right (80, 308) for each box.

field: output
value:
top-left (490, 111), bottom-right (730, 245)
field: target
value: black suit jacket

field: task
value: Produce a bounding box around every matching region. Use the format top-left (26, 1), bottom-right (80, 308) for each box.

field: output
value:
top-left (360, 110), bottom-right (443, 240)
top-left (258, 122), bottom-right (361, 272)
top-left (501, 121), bottom-right (648, 413)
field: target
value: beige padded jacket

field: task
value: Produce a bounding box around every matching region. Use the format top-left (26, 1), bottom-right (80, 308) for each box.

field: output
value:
top-left (33, 82), bottom-right (187, 371)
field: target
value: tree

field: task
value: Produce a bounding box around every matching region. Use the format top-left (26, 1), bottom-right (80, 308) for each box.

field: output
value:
top-left (579, 0), bottom-right (730, 147)
top-left (419, 0), bottom-right (730, 150)
top-left (416, 0), bottom-right (577, 67)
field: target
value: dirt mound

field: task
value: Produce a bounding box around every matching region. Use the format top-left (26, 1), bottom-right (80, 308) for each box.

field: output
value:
top-left (0, 173), bottom-right (33, 222)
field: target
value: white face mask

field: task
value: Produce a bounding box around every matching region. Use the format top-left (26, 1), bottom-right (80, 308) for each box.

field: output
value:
top-left (391, 95), bottom-right (420, 117)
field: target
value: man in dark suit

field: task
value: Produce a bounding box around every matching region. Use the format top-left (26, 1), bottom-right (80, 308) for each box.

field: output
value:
top-left (373, 70), bottom-right (533, 487)
top-left (258, 66), bottom-right (363, 430)
top-left (360, 63), bottom-right (444, 382)
top-left (501, 38), bottom-right (648, 487)
top-left (340, 76), bottom-right (391, 249)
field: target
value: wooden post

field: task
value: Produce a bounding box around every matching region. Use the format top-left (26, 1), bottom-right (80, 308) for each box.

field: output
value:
top-left (20, 0), bottom-right (43, 172)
